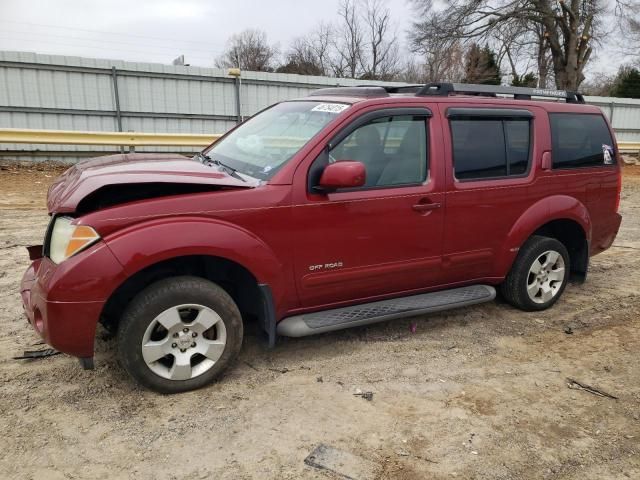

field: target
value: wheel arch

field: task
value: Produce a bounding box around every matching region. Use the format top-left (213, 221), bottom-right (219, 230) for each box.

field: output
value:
top-left (100, 254), bottom-right (267, 336)
top-left (100, 217), bottom-right (286, 342)
top-left (531, 219), bottom-right (589, 282)
top-left (496, 196), bottom-right (591, 282)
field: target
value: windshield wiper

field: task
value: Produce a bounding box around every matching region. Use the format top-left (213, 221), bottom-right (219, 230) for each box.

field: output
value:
top-left (194, 152), bottom-right (246, 182)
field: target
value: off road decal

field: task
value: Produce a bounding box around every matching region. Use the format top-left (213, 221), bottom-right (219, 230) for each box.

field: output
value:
top-left (308, 261), bottom-right (344, 272)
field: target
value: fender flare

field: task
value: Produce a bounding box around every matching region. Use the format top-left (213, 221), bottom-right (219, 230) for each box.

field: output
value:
top-left (494, 195), bottom-right (591, 277)
top-left (104, 215), bottom-right (286, 302)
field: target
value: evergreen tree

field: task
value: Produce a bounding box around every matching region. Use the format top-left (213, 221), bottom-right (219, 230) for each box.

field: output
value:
top-left (463, 44), bottom-right (502, 85)
top-left (512, 72), bottom-right (538, 88)
top-left (611, 67), bottom-right (640, 99)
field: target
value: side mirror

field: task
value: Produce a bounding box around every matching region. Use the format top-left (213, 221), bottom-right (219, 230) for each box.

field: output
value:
top-left (317, 161), bottom-right (366, 191)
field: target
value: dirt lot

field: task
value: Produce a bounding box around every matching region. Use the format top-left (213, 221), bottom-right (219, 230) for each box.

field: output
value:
top-left (0, 163), bottom-right (639, 480)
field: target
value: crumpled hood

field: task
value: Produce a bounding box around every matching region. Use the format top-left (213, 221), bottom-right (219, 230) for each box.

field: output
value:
top-left (47, 153), bottom-right (258, 213)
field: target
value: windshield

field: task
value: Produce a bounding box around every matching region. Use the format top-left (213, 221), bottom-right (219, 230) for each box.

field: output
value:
top-left (205, 101), bottom-right (350, 180)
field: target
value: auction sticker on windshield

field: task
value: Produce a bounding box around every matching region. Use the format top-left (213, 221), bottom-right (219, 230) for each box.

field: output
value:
top-left (311, 103), bottom-right (350, 114)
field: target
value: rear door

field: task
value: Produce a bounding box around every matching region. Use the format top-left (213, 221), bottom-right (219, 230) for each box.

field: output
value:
top-left (291, 106), bottom-right (446, 308)
top-left (439, 104), bottom-right (541, 284)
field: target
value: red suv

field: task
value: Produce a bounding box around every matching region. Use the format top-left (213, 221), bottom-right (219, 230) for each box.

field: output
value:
top-left (20, 83), bottom-right (622, 393)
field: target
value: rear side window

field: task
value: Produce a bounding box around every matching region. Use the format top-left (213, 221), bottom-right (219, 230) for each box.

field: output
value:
top-left (450, 118), bottom-right (531, 180)
top-left (550, 113), bottom-right (614, 169)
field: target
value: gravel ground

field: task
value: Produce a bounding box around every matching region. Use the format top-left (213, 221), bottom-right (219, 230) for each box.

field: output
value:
top-left (0, 164), bottom-right (639, 480)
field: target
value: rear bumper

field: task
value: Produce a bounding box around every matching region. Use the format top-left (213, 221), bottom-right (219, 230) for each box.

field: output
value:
top-left (20, 243), bottom-right (126, 359)
top-left (591, 213), bottom-right (623, 255)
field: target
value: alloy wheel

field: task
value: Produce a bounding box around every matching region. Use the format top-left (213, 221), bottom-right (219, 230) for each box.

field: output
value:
top-left (140, 304), bottom-right (227, 381)
top-left (526, 250), bottom-right (566, 304)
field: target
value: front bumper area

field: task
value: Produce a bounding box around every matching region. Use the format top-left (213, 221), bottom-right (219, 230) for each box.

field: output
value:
top-left (20, 243), bottom-right (127, 359)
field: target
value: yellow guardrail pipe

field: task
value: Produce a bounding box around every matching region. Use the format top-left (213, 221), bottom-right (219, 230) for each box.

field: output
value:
top-left (0, 128), bottom-right (219, 147)
top-left (619, 142), bottom-right (640, 153)
top-left (0, 128), bottom-right (639, 153)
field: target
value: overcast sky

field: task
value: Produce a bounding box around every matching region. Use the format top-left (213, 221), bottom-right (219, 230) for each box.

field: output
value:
top-left (0, 0), bottom-right (625, 79)
top-left (0, 0), bottom-right (415, 66)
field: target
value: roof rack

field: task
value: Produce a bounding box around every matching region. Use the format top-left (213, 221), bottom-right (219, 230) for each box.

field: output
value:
top-left (309, 85), bottom-right (422, 97)
top-left (357, 84), bottom-right (424, 94)
top-left (308, 82), bottom-right (585, 104)
top-left (309, 86), bottom-right (389, 98)
top-left (416, 82), bottom-right (585, 104)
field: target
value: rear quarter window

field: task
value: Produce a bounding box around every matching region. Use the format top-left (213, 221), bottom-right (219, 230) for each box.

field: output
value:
top-left (550, 113), bottom-right (614, 169)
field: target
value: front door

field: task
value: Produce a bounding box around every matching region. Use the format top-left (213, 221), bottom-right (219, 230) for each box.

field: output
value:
top-left (291, 108), bottom-right (445, 309)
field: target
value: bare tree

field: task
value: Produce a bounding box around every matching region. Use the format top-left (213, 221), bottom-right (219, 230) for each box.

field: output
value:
top-left (277, 38), bottom-right (325, 75)
top-left (532, 23), bottom-right (553, 88)
top-left (396, 58), bottom-right (426, 83)
top-left (359, 0), bottom-right (400, 80)
top-left (310, 23), bottom-right (335, 76)
top-left (281, 23), bottom-right (337, 76)
top-left (409, 15), bottom-right (465, 82)
top-left (410, 1), bottom-right (638, 90)
top-left (330, 0), bottom-right (402, 79)
top-left (492, 21), bottom-right (523, 82)
top-left (580, 70), bottom-right (616, 95)
top-left (490, 20), bottom-right (552, 88)
top-left (491, 19), bottom-right (533, 83)
top-left (334, 0), bottom-right (364, 78)
top-left (215, 29), bottom-right (279, 72)
top-left (616, 0), bottom-right (640, 59)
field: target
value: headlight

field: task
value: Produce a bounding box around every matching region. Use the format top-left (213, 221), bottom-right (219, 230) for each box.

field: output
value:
top-left (49, 216), bottom-right (100, 264)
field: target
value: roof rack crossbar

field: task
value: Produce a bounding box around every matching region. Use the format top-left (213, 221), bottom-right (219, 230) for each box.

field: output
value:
top-left (356, 84), bottom-right (424, 94)
top-left (309, 86), bottom-right (389, 98)
top-left (416, 82), bottom-right (585, 104)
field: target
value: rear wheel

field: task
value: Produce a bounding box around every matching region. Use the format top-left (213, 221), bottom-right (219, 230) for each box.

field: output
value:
top-left (501, 236), bottom-right (570, 311)
top-left (117, 276), bottom-right (243, 393)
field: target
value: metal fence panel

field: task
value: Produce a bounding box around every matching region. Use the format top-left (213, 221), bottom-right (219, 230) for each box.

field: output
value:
top-left (584, 96), bottom-right (640, 143)
top-left (1, 50), bottom-right (638, 162)
top-left (0, 51), bottom-right (405, 161)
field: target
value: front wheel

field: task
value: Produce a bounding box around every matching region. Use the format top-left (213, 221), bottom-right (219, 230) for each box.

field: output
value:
top-left (501, 235), bottom-right (570, 312)
top-left (117, 276), bottom-right (243, 393)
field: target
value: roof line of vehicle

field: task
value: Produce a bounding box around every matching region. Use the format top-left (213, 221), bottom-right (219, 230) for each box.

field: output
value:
top-left (296, 94), bottom-right (603, 112)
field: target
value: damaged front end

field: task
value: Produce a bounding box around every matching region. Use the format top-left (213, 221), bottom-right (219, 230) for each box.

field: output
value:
top-left (47, 152), bottom-right (258, 214)
top-left (20, 152), bottom-right (258, 369)
top-left (75, 182), bottom-right (229, 214)
top-left (20, 227), bottom-right (128, 368)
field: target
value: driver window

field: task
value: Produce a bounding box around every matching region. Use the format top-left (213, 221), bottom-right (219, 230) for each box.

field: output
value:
top-left (330, 115), bottom-right (428, 188)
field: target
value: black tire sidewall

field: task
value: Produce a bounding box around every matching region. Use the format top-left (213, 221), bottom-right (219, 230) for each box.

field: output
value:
top-left (502, 236), bottom-right (570, 311)
top-left (117, 276), bottom-right (243, 394)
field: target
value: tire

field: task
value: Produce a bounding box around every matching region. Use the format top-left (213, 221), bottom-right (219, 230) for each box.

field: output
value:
top-left (117, 276), bottom-right (243, 393)
top-left (500, 235), bottom-right (570, 312)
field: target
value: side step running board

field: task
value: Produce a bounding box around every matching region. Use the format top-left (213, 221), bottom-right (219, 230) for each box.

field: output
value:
top-left (277, 285), bottom-right (496, 337)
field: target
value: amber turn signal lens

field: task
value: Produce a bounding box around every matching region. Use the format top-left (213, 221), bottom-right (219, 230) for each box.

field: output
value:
top-left (63, 225), bottom-right (100, 259)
